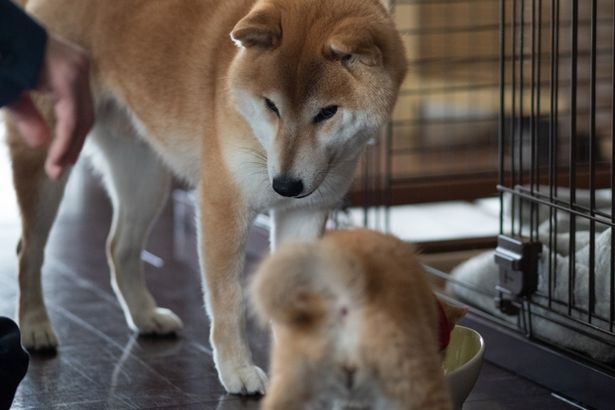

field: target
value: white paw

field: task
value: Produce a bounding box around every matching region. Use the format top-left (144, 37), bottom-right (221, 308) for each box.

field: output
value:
top-left (20, 318), bottom-right (59, 351)
top-left (133, 307), bottom-right (184, 335)
top-left (219, 364), bottom-right (268, 395)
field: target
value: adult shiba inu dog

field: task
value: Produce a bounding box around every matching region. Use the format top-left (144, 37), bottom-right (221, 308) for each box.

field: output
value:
top-left (7, 0), bottom-right (406, 394)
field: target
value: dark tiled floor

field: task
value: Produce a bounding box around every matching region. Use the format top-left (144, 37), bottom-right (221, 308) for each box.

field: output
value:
top-left (0, 164), bottom-right (575, 409)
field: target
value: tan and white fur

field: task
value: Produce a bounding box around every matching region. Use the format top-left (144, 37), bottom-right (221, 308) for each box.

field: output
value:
top-left (251, 229), bottom-right (466, 410)
top-left (5, 0), bottom-right (406, 394)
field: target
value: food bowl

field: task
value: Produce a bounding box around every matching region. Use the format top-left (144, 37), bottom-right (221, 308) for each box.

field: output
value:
top-left (443, 325), bottom-right (485, 408)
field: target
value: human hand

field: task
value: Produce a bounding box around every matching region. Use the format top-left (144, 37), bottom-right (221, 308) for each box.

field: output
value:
top-left (6, 33), bottom-right (94, 180)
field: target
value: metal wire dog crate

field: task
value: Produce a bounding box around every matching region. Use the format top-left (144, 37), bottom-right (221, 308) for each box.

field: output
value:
top-left (355, 0), bottom-right (615, 406)
top-left (350, 0), bottom-right (502, 213)
top-left (495, 0), bottom-right (615, 353)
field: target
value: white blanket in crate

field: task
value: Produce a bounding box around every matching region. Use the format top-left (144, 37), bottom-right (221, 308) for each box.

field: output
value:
top-left (448, 188), bottom-right (615, 362)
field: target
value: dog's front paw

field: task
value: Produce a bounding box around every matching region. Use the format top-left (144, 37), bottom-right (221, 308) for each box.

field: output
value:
top-left (219, 364), bottom-right (268, 395)
top-left (20, 317), bottom-right (59, 351)
top-left (133, 307), bottom-right (183, 335)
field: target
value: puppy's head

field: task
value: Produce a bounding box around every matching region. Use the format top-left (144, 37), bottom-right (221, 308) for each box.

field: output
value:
top-left (250, 243), bottom-right (344, 330)
top-left (250, 242), bottom-right (327, 329)
top-left (228, 0), bottom-right (407, 199)
top-left (250, 241), bottom-right (362, 331)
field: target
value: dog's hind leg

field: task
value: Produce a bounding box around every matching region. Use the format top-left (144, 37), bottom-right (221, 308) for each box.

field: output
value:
top-left (89, 118), bottom-right (183, 335)
top-left (6, 108), bottom-right (70, 351)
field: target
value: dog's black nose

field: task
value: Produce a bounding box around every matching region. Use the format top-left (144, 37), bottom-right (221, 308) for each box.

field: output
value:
top-left (272, 176), bottom-right (304, 197)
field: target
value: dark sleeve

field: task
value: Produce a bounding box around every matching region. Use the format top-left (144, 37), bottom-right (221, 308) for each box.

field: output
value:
top-left (0, 317), bottom-right (29, 410)
top-left (0, 0), bottom-right (48, 107)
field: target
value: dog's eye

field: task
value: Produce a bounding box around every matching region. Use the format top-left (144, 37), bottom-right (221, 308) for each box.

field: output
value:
top-left (314, 105), bottom-right (338, 123)
top-left (264, 98), bottom-right (280, 117)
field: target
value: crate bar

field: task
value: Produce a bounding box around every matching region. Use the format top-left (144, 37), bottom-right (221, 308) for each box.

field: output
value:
top-left (532, 292), bottom-right (614, 326)
top-left (391, 103), bottom-right (615, 127)
top-left (511, 0), bottom-right (518, 236)
top-left (374, 139), bottom-right (382, 230)
top-left (499, 0), bottom-right (507, 235)
top-left (521, 189), bottom-right (615, 225)
top-left (407, 46), bottom-right (613, 68)
top-left (362, 154), bottom-right (369, 228)
top-left (392, 115), bottom-right (498, 126)
top-left (374, 148), bottom-right (381, 230)
top-left (400, 17), bottom-right (613, 37)
top-left (568, 0), bottom-right (578, 316)
top-left (552, 0), bottom-right (560, 307)
top-left (384, 122), bottom-right (393, 232)
top-left (535, 0), bottom-right (543, 240)
top-left (530, 300), bottom-right (615, 333)
top-left (548, 0), bottom-right (560, 310)
top-left (588, 0), bottom-right (597, 323)
top-left (400, 23), bottom-right (500, 36)
top-left (468, 0), bottom-right (480, 188)
top-left (518, 0), bottom-right (525, 238)
top-left (516, 301), bottom-right (615, 342)
top-left (400, 82), bottom-right (499, 96)
top-left (611, 4), bottom-right (615, 333)
top-left (530, 0), bottom-right (537, 242)
top-left (505, 185), bottom-right (615, 227)
top-left (444, 0), bottom-right (460, 205)
top-left (400, 75), bottom-right (614, 97)
top-left (397, 0), bottom-right (496, 4)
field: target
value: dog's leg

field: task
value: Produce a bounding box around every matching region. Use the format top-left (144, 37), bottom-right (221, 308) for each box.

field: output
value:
top-left (261, 357), bottom-right (317, 410)
top-left (270, 207), bottom-right (328, 250)
top-left (90, 129), bottom-right (183, 335)
top-left (198, 188), bottom-right (267, 394)
top-left (6, 113), bottom-right (70, 351)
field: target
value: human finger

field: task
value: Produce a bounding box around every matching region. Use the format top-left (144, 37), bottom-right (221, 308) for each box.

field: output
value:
top-left (45, 97), bottom-right (77, 179)
top-left (6, 93), bottom-right (51, 147)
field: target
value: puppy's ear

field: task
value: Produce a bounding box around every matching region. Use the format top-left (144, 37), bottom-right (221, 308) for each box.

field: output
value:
top-left (326, 23), bottom-right (384, 67)
top-left (230, 3), bottom-right (281, 49)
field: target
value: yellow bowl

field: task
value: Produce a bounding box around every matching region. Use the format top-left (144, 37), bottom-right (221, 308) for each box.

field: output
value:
top-left (443, 325), bottom-right (485, 408)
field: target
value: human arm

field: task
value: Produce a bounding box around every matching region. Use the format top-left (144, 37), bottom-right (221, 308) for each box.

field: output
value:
top-left (1, 0), bottom-right (94, 179)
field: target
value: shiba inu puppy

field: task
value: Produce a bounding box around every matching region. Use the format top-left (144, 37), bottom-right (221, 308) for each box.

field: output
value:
top-left (6, 0), bottom-right (406, 394)
top-left (251, 229), bottom-right (466, 409)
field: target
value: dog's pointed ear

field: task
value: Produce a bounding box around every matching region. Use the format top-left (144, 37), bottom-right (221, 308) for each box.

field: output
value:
top-left (230, 3), bottom-right (281, 49)
top-left (377, 0), bottom-right (392, 12)
top-left (326, 25), bottom-right (383, 67)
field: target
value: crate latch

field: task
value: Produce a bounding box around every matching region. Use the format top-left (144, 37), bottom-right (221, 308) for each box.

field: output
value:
top-left (494, 235), bottom-right (541, 314)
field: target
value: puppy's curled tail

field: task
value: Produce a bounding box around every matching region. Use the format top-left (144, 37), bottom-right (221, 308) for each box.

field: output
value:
top-left (250, 242), bottom-right (334, 329)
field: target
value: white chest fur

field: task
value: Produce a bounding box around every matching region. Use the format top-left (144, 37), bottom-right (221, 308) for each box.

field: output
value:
top-left (223, 143), bottom-right (358, 213)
